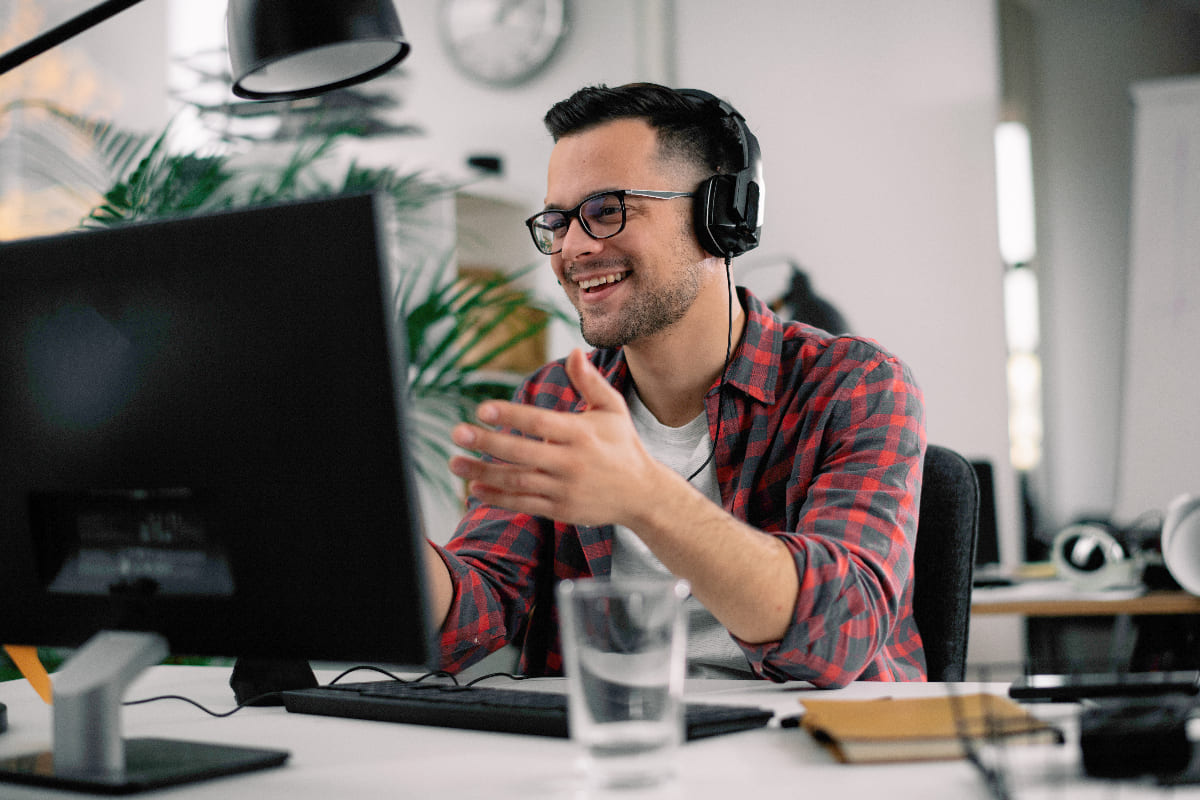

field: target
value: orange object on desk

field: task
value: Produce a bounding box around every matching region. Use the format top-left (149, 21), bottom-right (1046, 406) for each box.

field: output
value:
top-left (3, 645), bottom-right (52, 704)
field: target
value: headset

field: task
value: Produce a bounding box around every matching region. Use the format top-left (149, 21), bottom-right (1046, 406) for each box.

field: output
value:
top-left (1163, 493), bottom-right (1200, 595)
top-left (675, 89), bottom-right (764, 259)
top-left (1052, 521), bottom-right (1143, 591)
top-left (1052, 512), bottom-right (1180, 592)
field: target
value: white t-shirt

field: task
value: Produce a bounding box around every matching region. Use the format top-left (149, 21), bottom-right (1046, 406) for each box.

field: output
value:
top-left (609, 390), bottom-right (752, 678)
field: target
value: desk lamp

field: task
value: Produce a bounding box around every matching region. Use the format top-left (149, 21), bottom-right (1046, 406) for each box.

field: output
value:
top-left (0, 0), bottom-right (410, 102)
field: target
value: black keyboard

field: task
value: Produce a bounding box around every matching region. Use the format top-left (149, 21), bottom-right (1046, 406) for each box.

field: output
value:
top-left (281, 680), bottom-right (774, 740)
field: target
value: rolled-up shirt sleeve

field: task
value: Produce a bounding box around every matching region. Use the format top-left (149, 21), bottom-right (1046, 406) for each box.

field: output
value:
top-left (733, 340), bottom-right (926, 685)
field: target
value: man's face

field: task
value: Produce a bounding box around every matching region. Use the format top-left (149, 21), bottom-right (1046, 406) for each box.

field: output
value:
top-left (544, 118), bottom-right (713, 349)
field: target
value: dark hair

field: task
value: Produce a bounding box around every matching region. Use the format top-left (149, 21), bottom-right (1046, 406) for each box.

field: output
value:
top-left (543, 82), bottom-right (744, 179)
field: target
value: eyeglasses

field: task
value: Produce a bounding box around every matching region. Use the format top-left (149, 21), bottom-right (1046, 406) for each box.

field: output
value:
top-left (524, 189), bottom-right (693, 255)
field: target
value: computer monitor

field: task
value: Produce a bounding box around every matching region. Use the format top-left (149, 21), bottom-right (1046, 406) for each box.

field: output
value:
top-left (972, 460), bottom-right (1000, 568)
top-left (0, 192), bottom-right (434, 792)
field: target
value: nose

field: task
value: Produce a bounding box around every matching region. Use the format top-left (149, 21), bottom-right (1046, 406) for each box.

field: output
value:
top-left (558, 213), bottom-right (602, 262)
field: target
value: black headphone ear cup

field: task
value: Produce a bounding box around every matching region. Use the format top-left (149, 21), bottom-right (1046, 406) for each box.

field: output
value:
top-left (692, 175), bottom-right (724, 256)
top-left (696, 173), bottom-right (762, 258)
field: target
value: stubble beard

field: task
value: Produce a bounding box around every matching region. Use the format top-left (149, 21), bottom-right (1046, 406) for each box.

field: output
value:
top-left (574, 256), bottom-right (706, 349)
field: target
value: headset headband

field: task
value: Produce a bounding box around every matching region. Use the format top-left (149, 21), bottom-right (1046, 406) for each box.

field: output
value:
top-left (675, 88), bottom-right (764, 258)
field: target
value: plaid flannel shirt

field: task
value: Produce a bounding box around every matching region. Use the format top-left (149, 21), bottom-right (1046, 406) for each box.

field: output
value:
top-left (431, 288), bottom-right (927, 686)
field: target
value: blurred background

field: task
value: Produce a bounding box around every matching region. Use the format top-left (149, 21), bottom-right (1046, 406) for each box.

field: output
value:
top-left (3, 0), bottom-right (1199, 673)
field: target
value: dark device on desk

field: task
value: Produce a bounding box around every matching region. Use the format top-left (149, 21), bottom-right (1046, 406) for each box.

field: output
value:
top-left (0, 193), bottom-right (435, 793)
top-left (282, 680), bottom-right (775, 740)
top-left (1009, 670), bottom-right (1200, 701)
top-left (1079, 695), bottom-right (1194, 779)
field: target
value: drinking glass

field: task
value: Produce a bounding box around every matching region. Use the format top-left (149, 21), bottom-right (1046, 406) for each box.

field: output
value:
top-left (556, 576), bottom-right (690, 789)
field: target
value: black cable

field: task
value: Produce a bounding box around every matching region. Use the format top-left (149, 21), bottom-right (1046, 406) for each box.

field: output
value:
top-left (464, 671), bottom-right (535, 687)
top-left (122, 691), bottom-right (284, 718)
top-left (686, 254), bottom-right (735, 483)
top-left (326, 665), bottom-right (458, 687)
top-left (121, 667), bottom-right (469, 718)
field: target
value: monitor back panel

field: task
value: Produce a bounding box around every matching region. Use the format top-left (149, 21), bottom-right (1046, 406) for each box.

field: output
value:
top-left (0, 194), bottom-right (433, 668)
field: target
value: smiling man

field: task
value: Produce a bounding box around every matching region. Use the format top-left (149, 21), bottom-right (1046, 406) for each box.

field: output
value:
top-left (422, 83), bottom-right (928, 686)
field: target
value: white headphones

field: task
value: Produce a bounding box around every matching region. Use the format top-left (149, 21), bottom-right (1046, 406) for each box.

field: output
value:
top-left (1162, 493), bottom-right (1200, 595)
top-left (1052, 522), bottom-right (1143, 591)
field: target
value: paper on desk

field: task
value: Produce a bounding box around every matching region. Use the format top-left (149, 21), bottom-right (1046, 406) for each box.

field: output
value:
top-left (974, 579), bottom-right (1146, 603)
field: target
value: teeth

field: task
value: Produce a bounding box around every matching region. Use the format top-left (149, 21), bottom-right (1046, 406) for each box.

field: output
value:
top-left (578, 273), bottom-right (626, 290)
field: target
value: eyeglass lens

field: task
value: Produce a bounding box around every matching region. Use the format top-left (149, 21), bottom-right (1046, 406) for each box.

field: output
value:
top-left (529, 192), bottom-right (625, 255)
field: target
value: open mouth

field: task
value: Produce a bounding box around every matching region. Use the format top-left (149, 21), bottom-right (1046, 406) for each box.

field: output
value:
top-left (577, 272), bottom-right (628, 293)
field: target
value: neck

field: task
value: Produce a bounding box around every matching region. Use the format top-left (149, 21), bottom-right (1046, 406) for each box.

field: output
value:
top-left (624, 281), bottom-right (744, 427)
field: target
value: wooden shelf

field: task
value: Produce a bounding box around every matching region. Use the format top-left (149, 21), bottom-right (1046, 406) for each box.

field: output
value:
top-left (973, 589), bottom-right (1200, 617)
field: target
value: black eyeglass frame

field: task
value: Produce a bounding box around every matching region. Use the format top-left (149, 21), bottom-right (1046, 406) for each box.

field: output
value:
top-left (524, 189), bottom-right (693, 255)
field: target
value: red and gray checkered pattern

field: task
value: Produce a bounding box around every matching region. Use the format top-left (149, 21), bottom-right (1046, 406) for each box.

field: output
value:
top-left (432, 289), bottom-right (927, 686)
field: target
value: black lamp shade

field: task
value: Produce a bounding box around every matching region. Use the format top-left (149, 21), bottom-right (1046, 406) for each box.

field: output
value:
top-left (228, 0), bottom-right (410, 101)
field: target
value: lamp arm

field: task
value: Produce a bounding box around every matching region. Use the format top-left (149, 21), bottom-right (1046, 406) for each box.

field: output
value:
top-left (0, 0), bottom-right (148, 75)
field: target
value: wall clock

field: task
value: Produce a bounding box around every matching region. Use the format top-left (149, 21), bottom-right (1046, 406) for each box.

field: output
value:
top-left (438, 0), bottom-right (568, 87)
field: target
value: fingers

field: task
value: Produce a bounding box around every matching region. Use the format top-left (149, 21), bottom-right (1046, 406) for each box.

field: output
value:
top-left (565, 348), bottom-right (624, 411)
top-left (463, 351), bottom-right (624, 446)
top-left (444, 350), bottom-right (635, 524)
top-left (448, 454), bottom-right (565, 519)
top-left (467, 481), bottom-right (559, 520)
top-left (449, 453), bottom-right (554, 495)
top-left (451, 421), bottom-right (559, 470)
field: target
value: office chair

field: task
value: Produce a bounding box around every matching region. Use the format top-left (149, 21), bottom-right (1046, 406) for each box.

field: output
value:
top-left (911, 444), bottom-right (981, 681)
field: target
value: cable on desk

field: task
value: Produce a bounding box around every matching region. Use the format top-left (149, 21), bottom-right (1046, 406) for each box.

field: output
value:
top-left (325, 665), bottom-right (459, 686)
top-left (121, 666), bottom-right (537, 718)
top-left (122, 690), bottom-right (285, 718)
top-left (464, 672), bottom-right (535, 687)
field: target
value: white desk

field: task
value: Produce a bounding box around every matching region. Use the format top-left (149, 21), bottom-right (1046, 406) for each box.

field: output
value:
top-left (0, 665), bottom-right (1191, 799)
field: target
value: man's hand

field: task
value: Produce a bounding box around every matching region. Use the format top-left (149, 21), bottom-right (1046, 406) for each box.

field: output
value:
top-left (449, 348), bottom-right (800, 645)
top-left (449, 349), bottom-right (661, 528)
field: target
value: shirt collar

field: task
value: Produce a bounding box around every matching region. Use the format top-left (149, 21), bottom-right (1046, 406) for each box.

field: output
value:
top-left (594, 287), bottom-right (783, 406)
top-left (722, 287), bottom-right (781, 406)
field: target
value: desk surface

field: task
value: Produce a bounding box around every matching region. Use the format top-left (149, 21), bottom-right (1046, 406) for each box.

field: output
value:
top-left (973, 580), bottom-right (1200, 617)
top-left (0, 665), bottom-right (1190, 799)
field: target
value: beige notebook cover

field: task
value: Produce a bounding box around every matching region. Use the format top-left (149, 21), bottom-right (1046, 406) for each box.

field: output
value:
top-left (800, 692), bottom-right (1064, 763)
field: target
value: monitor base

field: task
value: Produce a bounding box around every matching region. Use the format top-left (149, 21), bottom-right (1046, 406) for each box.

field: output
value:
top-left (0, 737), bottom-right (288, 794)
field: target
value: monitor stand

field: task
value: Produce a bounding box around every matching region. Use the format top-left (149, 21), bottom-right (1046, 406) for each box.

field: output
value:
top-left (0, 631), bottom-right (288, 794)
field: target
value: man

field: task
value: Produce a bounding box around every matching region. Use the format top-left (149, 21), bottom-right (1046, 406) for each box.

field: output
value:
top-left (422, 83), bottom-right (926, 686)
